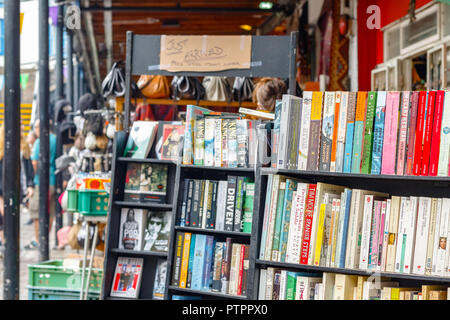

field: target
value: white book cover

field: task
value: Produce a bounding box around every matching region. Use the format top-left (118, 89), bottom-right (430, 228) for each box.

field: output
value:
top-left (277, 95), bottom-right (291, 169)
top-left (298, 91), bottom-right (313, 170)
top-left (413, 197), bottom-right (431, 275)
top-left (265, 267), bottom-right (274, 300)
top-left (204, 118), bottom-right (215, 166)
top-left (362, 281), bottom-right (399, 300)
top-left (264, 175), bottom-right (281, 261)
top-left (335, 92), bottom-right (349, 173)
top-left (296, 277), bottom-right (322, 300)
top-left (279, 270), bottom-right (287, 300)
top-left (386, 196), bottom-right (401, 272)
top-left (394, 197), bottom-right (409, 273)
top-left (286, 183), bottom-right (308, 264)
top-left (379, 199), bottom-right (391, 272)
top-left (201, 180), bottom-right (210, 228)
top-left (359, 195), bottom-right (375, 270)
top-left (437, 92), bottom-right (450, 176)
top-left (110, 256), bottom-right (144, 298)
top-left (403, 196), bottom-right (418, 274)
top-left (213, 119), bottom-right (222, 167)
top-left (431, 198), bottom-right (443, 274)
top-left (258, 269), bottom-right (267, 300)
top-left (330, 199), bottom-right (341, 267)
top-left (446, 201), bottom-right (450, 277)
top-left (425, 198), bottom-right (438, 275)
top-left (118, 208), bottom-right (147, 251)
top-left (433, 198), bottom-right (449, 276)
top-left (259, 175), bottom-right (273, 259)
top-left (334, 190), bottom-right (348, 268)
top-left (215, 180), bottom-right (228, 231)
top-left (322, 272), bottom-right (335, 300)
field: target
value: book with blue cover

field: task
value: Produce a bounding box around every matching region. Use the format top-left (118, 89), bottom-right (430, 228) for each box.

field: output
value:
top-left (186, 233), bottom-right (196, 288)
top-left (279, 179), bottom-right (297, 262)
top-left (337, 189), bottom-right (352, 268)
top-left (343, 92), bottom-right (357, 173)
top-left (371, 91), bottom-right (387, 174)
top-left (202, 236), bottom-right (215, 291)
top-left (351, 92), bottom-right (368, 173)
top-left (191, 234), bottom-right (207, 291)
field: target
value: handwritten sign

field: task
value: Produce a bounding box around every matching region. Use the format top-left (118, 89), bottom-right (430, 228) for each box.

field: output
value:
top-left (159, 35), bottom-right (252, 72)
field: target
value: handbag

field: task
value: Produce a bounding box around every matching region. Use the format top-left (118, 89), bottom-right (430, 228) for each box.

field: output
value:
top-left (171, 76), bottom-right (205, 103)
top-left (232, 77), bottom-right (254, 103)
top-left (101, 62), bottom-right (126, 98)
top-left (137, 75), bottom-right (170, 99)
top-left (202, 76), bottom-right (233, 102)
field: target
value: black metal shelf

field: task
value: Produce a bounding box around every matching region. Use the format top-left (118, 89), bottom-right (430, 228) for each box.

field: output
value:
top-left (168, 286), bottom-right (248, 300)
top-left (255, 259), bottom-right (450, 283)
top-left (174, 226), bottom-right (251, 238)
top-left (181, 164), bottom-right (256, 173)
top-left (118, 157), bottom-right (177, 165)
top-left (109, 248), bottom-right (168, 258)
top-left (114, 201), bottom-right (173, 211)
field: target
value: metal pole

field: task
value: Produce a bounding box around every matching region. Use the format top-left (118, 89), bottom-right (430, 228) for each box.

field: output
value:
top-left (74, 59), bottom-right (79, 111)
top-left (3, 0), bottom-right (21, 300)
top-left (66, 32), bottom-right (74, 108)
top-left (39, 0), bottom-right (50, 262)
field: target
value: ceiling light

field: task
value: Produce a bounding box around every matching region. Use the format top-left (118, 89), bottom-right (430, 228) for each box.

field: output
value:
top-left (259, 2), bottom-right (273, 10)
top-left (240, 24), bottom-right (252, 31)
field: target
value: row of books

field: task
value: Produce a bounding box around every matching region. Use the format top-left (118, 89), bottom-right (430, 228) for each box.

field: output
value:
top-left (178, 177), bottom-right (254, 233)
top-left (110, 256), bottom-right (167, 299)
top-left (259, 175), bottom-right (450, 276)
top-left (273, 91), bottom-right (450, 176)
top-left (259, 268), bottom-right (450, 300)
top-left (172, 233), bottom-right (250, 297)
top-left (118, 208), bottom-right (171, 252)
top-left (182, 105), bottom-right (261, 168)
top-left (124, 162), bottom-right (168, 203)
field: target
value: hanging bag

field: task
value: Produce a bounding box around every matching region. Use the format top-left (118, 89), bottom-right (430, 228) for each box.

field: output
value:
top-left (101, 62), bottom-right (126, 98)
top-left (202, 76), bottom-right (233, 102)
top-left (232, 77), bottom-right (254, 103)
top-left (171, 76), bottom-right (205, 103)
top-left (136, 75), bottom-right (171, 99)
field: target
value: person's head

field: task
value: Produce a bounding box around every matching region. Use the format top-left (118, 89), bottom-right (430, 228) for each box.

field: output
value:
top-left (439, 237), bottom-right (447, 250)
top-left (0, 124), bottom-right (31, 160)
top-left (148, 212), bottom-right (164, 234)
top-left (27, 131), bottom-right (37, 147)
top-left (74, 132), bottom-right (85, 150)
top-left (252, 78), bottom-right (287, 112)
top-left (126, 209), bottom-right (135, 221)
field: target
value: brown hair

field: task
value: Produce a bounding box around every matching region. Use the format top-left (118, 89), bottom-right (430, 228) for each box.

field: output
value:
top-left (252, 77), bottom-right (287, 112)
top-left (0, 124), bottom-right (32, 160)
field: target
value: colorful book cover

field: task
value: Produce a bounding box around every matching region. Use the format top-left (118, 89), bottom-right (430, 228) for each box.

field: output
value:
top-left (213, 118), bottom-right (222, 167)
top-left (160, 123), bottom-right (184, 161)
top-left (139, 163), bottom-right (168, 203)
top-left (307, 91), bottom-right (324, 171)
top-left (337, 189), bottom-right (352, 268)
top-left (286, 183), bottom-right (308, 264)
top-left (421, 90), bottom-right (436, 176)
top-left (319, 92), bottom-right (336, 172)
top-left (236, 119), bottom-right (249, 168)
top-left (111, 257), bottom-right (144, 298)
top-left (396, 92), bottom-right (411, 175)
top-left (343, 92), bottom-right (357, 173)
top-left (369, 200), bottom-right (382, 270)
top-left (413, 91), bottom-right (428, 175)
top-left (186, 233), bottom-right (196, 288)
top-left (202, 236), bottom-right (215, 290)
top-left (271, 100), bottom-right (283, 168)
top-left (361, 91), bottom-right (377, 174)
top-left (335, 92), bottom-right (349, 173)
top-left (405, 92), bottom-right (420, 175)
top-left (152, 258), bottom-right (167, 299)
top-left (381, 92), bottom-right (400, 175)
top-left (193, 118), bottom-right (205, 165)
top-left (171, 232), bottom-right (184, 286)
top-left (224, 175), bottom-right (237, 231)
top-left (242, 182), bottom-right (255, 233)
top-left (191, 234), bottom-right (207, 290)
top-left (351, 91), bottom-right (368, 174)
top-left (300, 184), bottom-right (317, 265)
top-left (330, 91), bottom-right (341, 172)
top-left (204, 118), bottom-right (215, 166)
top-left (279, 179), bottom-right (297, 262)
top-left (124, 162), bottom-right (141, 202)
top-left (233, 176), bottom-right (246, 232)
top-left (429, 90), bottom-right (445, 176)
top-left (371, 91), bottom-right (387, 174)
top-left (298, 92), bottom-right (312, 170)
top-left (221, 119), bottom-right (229, 167)
top-left (271, 180), bottom-right (287, 262)
top-left (227, 120), bottom-right (238, 168)
top-left (183, 105), bottom-right (212, 164)
top-left (123, 121), bottom-right (159, 159)
top-left (437, 92), bottom-right (450, 176)
top-left (179, 232), bottom-right (192, 288)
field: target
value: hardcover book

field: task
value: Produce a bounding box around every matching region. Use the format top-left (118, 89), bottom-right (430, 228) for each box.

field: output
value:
top-left (111, 257), bottom-right (144, 298)
top-left (139, 163), bottom-right (168, 203)
top-left (118, 208), bottom-right (146, 251)
top-left (143, 211), bottom-right (171, 252)
top-left (123, 121), bottom-right (158, 159)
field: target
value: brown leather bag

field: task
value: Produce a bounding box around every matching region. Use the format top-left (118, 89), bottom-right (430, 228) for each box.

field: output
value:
top-left (137, 75), bottom-right (170, 98)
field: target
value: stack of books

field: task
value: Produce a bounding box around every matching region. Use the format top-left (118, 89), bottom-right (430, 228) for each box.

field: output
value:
top-left (273, 91), bottom-right (450, 176)
top-left (179, 176), bottom-right (255, 233)
top-left (259, 175), bottom-right (450, 276)
top-left (259, 269), bottom-right (450, 300)
top-left (172, 232), bottom-right (250, 297)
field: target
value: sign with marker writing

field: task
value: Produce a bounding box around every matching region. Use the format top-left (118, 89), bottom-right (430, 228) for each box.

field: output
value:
top-left (159, 35), bottom-right (252, 72)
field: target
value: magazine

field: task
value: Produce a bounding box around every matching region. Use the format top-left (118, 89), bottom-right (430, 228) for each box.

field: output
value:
top-left (110, 257), bottom-right (144, 298)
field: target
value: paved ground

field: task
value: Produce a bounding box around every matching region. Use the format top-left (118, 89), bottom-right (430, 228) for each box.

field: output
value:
top-left (0, 210), bottom-right (86, 300)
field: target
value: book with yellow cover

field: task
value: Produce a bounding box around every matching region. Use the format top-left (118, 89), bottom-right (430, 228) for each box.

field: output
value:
top-left (179, 232), bottom-right (192, 288)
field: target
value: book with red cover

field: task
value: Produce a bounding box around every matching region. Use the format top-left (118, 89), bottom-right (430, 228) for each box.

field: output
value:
top-left (300, 184), bottom-right (317, 265)
top-left (405, 92), bottom-right (420, 175)
top-left (421, 91), bottom-right (436, 176)
top-left (429, 90), bottom-right (445, 176)
top-left (413, 91), bottom-right (428, 176)
top-left (236, 244), bottom-right (246, 296)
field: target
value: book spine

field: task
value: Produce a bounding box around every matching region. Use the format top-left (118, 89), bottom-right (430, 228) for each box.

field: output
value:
top-left (300, 184), bottom-right (317, 265)
top-left (204, 118), bottom-right (215, 166)
top-left (213, 119), bottom-right (222, 167)
top-left (298, 92), bottom-right (312, 170)
top-left (271, 100), bottom-right (282, 168)
top-left (224, 176), bottom-right (237, 231)
top-left (345, 190), bottom-right (359, 269)
top-left (171, 232), bottom-right (185, 286)
top-left (211, 241), bottom-right (223, 292)
top-left (285, 272), bottom-right (297, 300)
top-left (182, 107), bottom-right (194, 164)
top-left (403, 197), bottom-right (418, 273)
top-left (265, 267), bottom-right (274, 300)
top-left (190, 179), bottom-right (201, 227)
top-left (236, 119), bottom-right (249, 168)
top-left (221, 119), bottom-right (229, 167)
top-left (429, 91), bottom-right (445, 176)
top-left (185, 179), bottom-right (194, 226)
top-left (371, 200), bottom-right (382, 270)
top-left (258, 268), bottom-right (267, 300)
top-left (394, 197), bottom-right (408, 273)
top-left (271, 180), bottom-right (287, 261)
top-left (198, 180), bottom-right (206, 228)
top-left (286, 97), bottom-right (302, 170)
top-left (337, 189), bottom-right (352, 268)
top-left (228, 243), bottom-right (241, 295)
top-left (335, 92), bottom-right (349, 173)
top-left (361, 91), bottom-right (377, 174)
top-left (306, 91), bottom-right (323, 171)
top-left (194, 118), bottom-right (205, 165)
top-left (431, 199), bottom-right (442, 275)
top-left (406, 92), bottom-right (419, 175)
top-left (204, 180), bottom-right (214, 229)
top-left (259, 174), bottom-right (273, 259)
top-left (186, 234), bottom-right (196, 288)
top-left (279, 270), bottom-right (287, 300)
top-left (209, 180), bottom-right (218, 229)
top-left (215, 181), bottom-right (227, 230)
top-left (286, 183), bottom-right (308, 264)
top-left (331, 197), bottom-right (342, 267)
top-left (242, 182), bottom-right (255, 233)
top-left (236, 244), bottom-right (246, 296)
top-left (386, 197), bottom-right (401, 272)
top-left (179, 179), bottom-right (189, 226)
top-left (220, 238), bottom-right (232, 294)
top-left (425, 198), bottom-right (438, 275)
top-left (378, 200), bottom-right (389, 271)
top-left (359, 195), bottom-right (374, 270)
top-left (319, 92), bottom-right (335, 172)
top-left (179, 232), bottom-right (192, 288)
top-left (233, 176), bottom-right (245, 232)
top-left (227, 120), bottom-right (238, 168)
top-left (202, 236), bottom-right (215, 290)
top-left (330, 91), bottom-right (341, 172)
top-left (277, 95), bottom-right (290, 169)
top-left (351, 92), bottom-right (368, 174)
top-left (191, 234), bottom-right (206, 290)
top-left (381, 92), bottom-right (400, 175)
top-left (264, 175), bottom-right (280, 261)
top-left (437, 92), bottom-right (450, 176)
top-left (313, 203), bottom-right (327, 266)
top-left (421, 91), bottom-right (436, 175)
top-left (413, 91), bottom-right (428, 175)
top-left (280, 180), bottom-right (297, 262)
top-left (396, 92), bottom-right (410, 175)
top-left (343, 92), bottom-right (357, 173)
top-left (433, 198), bottom-right (449, 276)
top-left (241, 245), bottom-right (250, 296)
top-left (413, 197), bottom-right (431, 275)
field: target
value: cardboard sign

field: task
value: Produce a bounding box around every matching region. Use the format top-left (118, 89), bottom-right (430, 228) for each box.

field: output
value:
top-left (159, 35), bottom-right (252, 72)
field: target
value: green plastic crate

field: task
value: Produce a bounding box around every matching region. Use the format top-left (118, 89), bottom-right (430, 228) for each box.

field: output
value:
top-left (78, 190), bottom-right (109, 216)
top-left (28, 287), bottom-right (100, 300)
top-left (28, 260), bottom-right (103, 292)
top-left (66, 189), bottom-right (78, 212)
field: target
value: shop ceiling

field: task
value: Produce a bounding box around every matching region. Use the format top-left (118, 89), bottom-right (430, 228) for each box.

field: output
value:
top-left (78, 0), bottom-right (296, 93)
